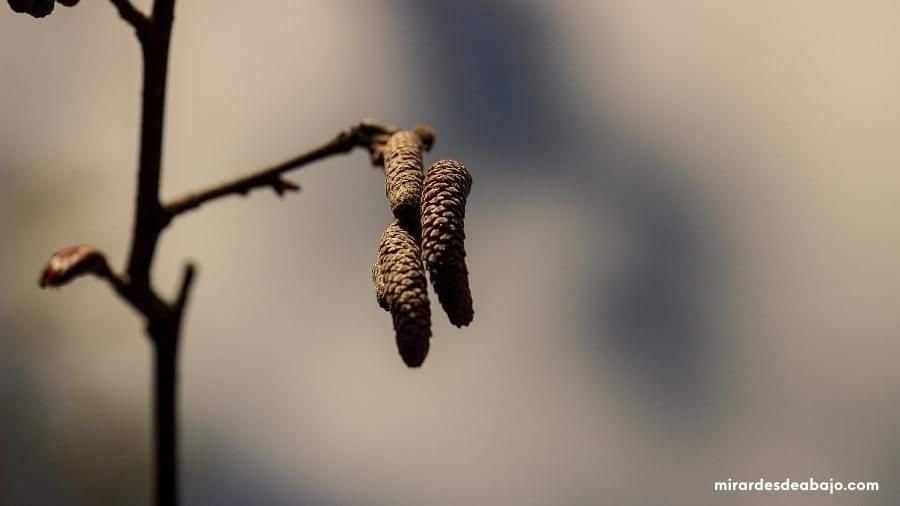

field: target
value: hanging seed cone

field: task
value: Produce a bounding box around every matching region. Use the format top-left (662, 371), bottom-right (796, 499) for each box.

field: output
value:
top-left (375, 221), bottom-right (432, 367)
top-left (372, 256), bottom-right (389, 312)
top-left (421, 160), bottom-right (474, 327)
top-left (382, 130), bottom-right (428, 223)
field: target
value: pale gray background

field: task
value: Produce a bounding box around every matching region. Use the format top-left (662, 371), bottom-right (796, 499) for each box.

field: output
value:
top-left (2, 1), bottom-right (899, 505)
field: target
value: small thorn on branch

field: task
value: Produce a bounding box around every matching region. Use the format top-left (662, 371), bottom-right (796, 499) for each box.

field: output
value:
top-left (271, 177), bottom-right (300, 196)
top-left (161, 120), bottom-right (417, 219)
top-left (174, 262), bottom-right (196, 316)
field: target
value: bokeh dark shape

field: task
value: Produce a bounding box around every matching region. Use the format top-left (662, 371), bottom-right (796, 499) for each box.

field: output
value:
top-left (7, 0), bottom-right (78, 18)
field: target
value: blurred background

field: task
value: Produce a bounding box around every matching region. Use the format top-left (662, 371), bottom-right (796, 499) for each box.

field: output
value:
top-left (2, 1), bottom-right (899, 505)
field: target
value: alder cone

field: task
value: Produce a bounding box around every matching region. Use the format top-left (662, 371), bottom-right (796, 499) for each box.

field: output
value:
top-left (421, 160), bottom-right (474, 327)
top-left (371, 256), bottom-right (389, 312)
top-left (375, 221), bottom-right (432, 367)
top-left (382, 130), bottom-right (426, 223)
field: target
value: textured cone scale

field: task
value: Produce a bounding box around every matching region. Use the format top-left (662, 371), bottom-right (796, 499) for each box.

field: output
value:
top-left (375, 221), bottom-right (432, 367)
top-left (371, 257), bottom-right (389, 311)
top-left (382, 130), bottom-right (427, 223)
top-left (421, 160), bottom-right (474, 327)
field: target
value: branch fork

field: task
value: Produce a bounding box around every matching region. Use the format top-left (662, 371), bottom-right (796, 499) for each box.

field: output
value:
top-left (26, 1), bottom-right (442, 504)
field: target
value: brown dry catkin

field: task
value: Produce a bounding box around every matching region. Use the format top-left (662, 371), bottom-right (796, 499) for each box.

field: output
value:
top-left (372, 258), bottom-right (389, 311)
top-left (375, 220), bottom-right (432, 367)
top-left (421, 159), bottom-right (474, 327)
top-left (382, 130), bottom-right (428, 223)
top-left (372, 255), bottom-right (391, 311)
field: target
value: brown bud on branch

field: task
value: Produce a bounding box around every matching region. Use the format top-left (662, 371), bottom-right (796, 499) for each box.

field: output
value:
top-left (382, 130), bottom-right (431, 223)
top-left (39, 244), bottom-right (111, 288)
top-left (421, 160), bottom-right (474, 327)
top-left (375, 221), bottom-right (432, 367)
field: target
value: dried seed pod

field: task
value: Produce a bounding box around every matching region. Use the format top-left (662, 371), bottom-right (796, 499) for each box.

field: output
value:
top-left (382, 130), bottom-right (428, 223)
top-left (376, 221), bottom-right (431, 367)
top-left (421, 160), bottom-right (474, 327)
top-left (371, 255), bottom-right (389, 312)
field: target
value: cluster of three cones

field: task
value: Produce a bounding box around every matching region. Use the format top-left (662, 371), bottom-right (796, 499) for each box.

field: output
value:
top-left (373, 127), bottom-right (473, 367)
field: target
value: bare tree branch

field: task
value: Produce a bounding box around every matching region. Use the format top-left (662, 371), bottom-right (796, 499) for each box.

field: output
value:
top-left (108, 0), bottom-right (149, 35)
top-left (113, 1), bottom-right (182, 504)
top-left (125, 0), bottom-right (175, 291)
top-left (32, 1), bottom-right (438, 504)
top-left (162, 120), bottom-right (398, 218)
top-left (106, 270), bottom-right (171, 321)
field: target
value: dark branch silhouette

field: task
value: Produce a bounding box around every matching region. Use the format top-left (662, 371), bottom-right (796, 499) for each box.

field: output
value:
top-left (109, 0), bottom-right (148, 34)
top-left (22, 2), bottom-right (451, 505)
top-left (163, 120), bottom-right (397, 218)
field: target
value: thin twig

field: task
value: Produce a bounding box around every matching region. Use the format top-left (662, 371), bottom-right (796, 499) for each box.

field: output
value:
top-left (42, 4), bottom-right (429, 506)
top-left (112, 0), bottom-right (182, 505)
top-left (126, 0), bottom-right (174, 291)
top-left (162, 121), bottom-right (397, 218)
top-left (109, 0), bottom-right (149, 35)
